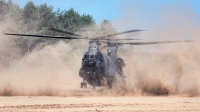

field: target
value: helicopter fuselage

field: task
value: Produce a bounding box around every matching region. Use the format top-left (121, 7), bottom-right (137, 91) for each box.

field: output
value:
top-left (79, 41), bottom-right (126, 88)
top-left (79, 51), bottom-right (106, 86)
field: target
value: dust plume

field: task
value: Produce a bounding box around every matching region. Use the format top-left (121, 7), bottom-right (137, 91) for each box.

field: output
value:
top-left (115, 3), bottom-right (200, 96)
top-left (0, 40), bottom-right (85, 96)
top-left (0, 2), bottom-right (200, 97)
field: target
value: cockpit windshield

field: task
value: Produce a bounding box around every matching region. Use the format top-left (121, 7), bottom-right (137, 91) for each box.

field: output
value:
top-left (84, 54), bottom-right (99, 59)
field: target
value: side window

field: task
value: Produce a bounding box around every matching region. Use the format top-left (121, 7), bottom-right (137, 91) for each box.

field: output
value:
top-left (107, 49), bottom-right (111, 56)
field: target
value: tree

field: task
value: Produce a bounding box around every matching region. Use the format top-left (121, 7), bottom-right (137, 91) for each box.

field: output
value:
top-left (99, 20), bottom-right (116, 37)
top-left (0, 0), bottom-right (9, 21)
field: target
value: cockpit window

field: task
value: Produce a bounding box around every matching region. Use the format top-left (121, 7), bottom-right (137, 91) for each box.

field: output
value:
top-left (83, 53), bottom-right (100, 60)
top-left (84, 55), bottom-right (89, 59)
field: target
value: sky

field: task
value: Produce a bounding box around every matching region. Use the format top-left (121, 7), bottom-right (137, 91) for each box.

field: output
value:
top-left (10, 0), bottom-right (200, 25)
top-left (8, 0), bottom-right (200, 42)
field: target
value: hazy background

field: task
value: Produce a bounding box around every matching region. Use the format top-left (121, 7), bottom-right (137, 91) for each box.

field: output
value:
top-left (0, 0), bottom-right (199, 96)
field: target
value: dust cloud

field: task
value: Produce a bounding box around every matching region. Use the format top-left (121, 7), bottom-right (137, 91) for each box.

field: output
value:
top-left (116, 3), bottom-right (200, 96)
top-left (0, 40), bottom-right (84, 96)
top-left (0, 3), bottom-right (200, 97)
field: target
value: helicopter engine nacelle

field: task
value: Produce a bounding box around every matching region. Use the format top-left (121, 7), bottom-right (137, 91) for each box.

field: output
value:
top-left (116, 57), bottom-right (126, 67)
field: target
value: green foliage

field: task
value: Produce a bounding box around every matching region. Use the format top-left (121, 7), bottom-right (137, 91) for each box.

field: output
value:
top-left (0, 0), bottom-right (9, 21)
top-left (57, 8), bottom-right (95, 33)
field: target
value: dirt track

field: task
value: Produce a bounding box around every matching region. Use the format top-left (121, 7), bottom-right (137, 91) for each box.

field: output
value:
top-left (0, 95), bottom-right (200, 112)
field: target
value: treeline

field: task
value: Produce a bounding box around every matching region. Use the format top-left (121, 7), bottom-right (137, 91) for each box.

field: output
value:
top-left (0, 0), bottom-right (116, 56)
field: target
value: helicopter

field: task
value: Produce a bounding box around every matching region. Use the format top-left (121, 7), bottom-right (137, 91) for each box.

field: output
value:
top-left (4, 28), bottom-right (192, 89)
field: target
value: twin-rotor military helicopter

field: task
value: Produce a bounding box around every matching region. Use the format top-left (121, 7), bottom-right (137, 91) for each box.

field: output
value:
top-left (5, 28), bottom-right (192, 89)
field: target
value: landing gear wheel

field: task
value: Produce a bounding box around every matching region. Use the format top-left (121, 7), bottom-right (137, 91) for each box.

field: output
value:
top-left (80, 82), bottom-right (84, 88)
top-left (107, 80), bottom-right (113, 89)
top-left (83, 82), bottom-right (87, 88)
top-left (80, 82), bottom-right (87, 88)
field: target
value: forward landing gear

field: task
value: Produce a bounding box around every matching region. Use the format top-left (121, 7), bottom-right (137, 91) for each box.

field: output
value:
top-left (80, 81), bottom-right (87, 88)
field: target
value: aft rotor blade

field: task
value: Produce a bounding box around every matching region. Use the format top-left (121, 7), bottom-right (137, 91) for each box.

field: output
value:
top-left (48, 28), bottom-right (81, 36)
top-left (4, 33), bottom-right (86, 39)
top-left (99, 30), bottom-right (144, 39)
top-left (119, 40), bottom-right (193, 45)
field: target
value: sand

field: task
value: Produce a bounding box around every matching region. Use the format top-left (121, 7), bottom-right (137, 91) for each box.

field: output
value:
top-left (0, 94), bottom-right (200, 112)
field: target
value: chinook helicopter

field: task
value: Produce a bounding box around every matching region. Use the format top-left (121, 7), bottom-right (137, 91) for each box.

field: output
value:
top-left (4, 28), bottom-right (192, 89)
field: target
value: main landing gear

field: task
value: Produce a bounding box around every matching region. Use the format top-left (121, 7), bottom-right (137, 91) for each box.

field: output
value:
top-left (80, 80), bottom-right (87, 88)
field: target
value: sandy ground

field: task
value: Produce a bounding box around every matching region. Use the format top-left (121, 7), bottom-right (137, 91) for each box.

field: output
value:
top-left (0, 95), bottom-right (200, 112)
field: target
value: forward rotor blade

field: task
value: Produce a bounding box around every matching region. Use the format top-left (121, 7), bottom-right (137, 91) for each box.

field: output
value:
top-left (99, 38), bottom-right (141, 40)
top-left (119, 40), bottom-right (193, 45)
top-left (98, 41), bottom-right (108, 43)
top-left (99, 30), bottom-right (144, 39)
top-left (48, 28), bottom-right (81, 36)
top-left (4, 33), bottom-right (86, 39)
top-left (101, 45), bottom-right (108, 49)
